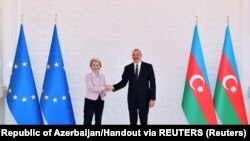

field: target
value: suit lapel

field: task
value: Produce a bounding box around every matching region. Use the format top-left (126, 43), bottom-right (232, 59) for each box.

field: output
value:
top-left (138, 62), bottom-right (144, 80)
top-left (131, 64), bottom-right (137, 80)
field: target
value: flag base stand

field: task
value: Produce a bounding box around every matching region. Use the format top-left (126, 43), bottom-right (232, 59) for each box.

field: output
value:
top-left (0, 85), bottom-right (7, 124)
top-left (248, 87), bottom-right (250, 98)
top-left (248, 87), bottom-right (250, 122)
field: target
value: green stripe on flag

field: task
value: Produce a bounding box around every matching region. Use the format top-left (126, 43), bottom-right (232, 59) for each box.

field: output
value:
top-left (214, 80), bottom-right (241, 124)
top-left (182, 81), bottom-right (207, 124)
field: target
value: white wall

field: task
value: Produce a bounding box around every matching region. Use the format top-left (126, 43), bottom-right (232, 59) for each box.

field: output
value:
top-left (1, 0), bottom-right (249, 124)
top-left (0, 0), bottom-right (3, 85)
top-left (0, 0), bottom-right (4, 124)
top-left (240, 0), bottom-right (250, 123)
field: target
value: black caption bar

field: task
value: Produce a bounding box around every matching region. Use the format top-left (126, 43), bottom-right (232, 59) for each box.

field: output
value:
top-left (0, 125), bottom-right (249, 140)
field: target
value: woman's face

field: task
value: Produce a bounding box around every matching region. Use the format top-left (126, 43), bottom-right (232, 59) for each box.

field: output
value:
top-left (91, 61), bottom-right (101, 73)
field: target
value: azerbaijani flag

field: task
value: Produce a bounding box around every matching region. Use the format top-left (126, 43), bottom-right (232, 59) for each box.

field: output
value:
top-left (182, 25), bottom-right (217, 124)
top-left (213, 26), bottom-right (248, 124)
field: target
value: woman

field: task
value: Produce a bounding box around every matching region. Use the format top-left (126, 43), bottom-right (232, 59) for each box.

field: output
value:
top-left (84, 58), bottom-right (106, 125)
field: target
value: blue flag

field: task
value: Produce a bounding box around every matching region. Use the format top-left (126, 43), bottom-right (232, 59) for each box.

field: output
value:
top-left (40, 25), bottom-right (75, 124)
top-left (7, 24), bottom-right (43, 124)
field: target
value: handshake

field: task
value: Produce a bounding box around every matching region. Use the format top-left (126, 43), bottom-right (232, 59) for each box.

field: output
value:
top-left (105, 85), bottom-right (113, 92)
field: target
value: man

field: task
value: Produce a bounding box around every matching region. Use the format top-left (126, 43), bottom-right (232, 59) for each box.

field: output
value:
top-left (107, 49), bottom-right (156, 125)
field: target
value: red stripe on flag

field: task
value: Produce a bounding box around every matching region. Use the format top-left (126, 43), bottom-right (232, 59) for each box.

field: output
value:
top-left (186, 53), bottom-right (217, 124)
top-left (217, 53), bottom-right (248, 124)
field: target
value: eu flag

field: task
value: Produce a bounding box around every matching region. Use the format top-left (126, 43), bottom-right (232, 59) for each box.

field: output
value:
top-left (7, 24), bottom-right (43, 124)
top-left (40, 25), bottom-right (75, 124)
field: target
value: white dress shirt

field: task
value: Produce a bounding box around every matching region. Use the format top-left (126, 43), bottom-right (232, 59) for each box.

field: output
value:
top-left (134, 61), bottom-right (142, 76)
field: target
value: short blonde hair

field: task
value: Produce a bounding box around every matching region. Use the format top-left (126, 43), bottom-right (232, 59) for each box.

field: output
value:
top-left (90, 58), bottom-right (102, 67)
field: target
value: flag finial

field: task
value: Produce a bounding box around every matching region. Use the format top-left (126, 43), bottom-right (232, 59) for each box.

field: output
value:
top-left (21, 14), bottom-right (24, 24)
top-left (227, 16), bottom-right (229, 25)
top-left (196, 16), bottom-right (198, 25)
top-left (55, 14), bottom-right (58, 24)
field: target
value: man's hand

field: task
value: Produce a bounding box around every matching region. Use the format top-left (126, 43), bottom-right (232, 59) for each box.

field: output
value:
top-left (105, 85), bottom-right (114, 91)
top-left (149, 100), bottom-right (155, 108)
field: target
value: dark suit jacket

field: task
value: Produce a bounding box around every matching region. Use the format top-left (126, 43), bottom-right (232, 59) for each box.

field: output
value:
top-left (113, 61), bottom-right (156, 108)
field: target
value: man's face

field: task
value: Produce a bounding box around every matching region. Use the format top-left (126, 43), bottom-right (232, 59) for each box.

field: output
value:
top-left (132, 50), bottom-right (142, 64)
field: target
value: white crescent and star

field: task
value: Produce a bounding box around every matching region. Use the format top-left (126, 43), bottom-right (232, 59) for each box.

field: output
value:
top-left (222, 75), bottom-right (237, 93)
top-left (189, 74), bottom-right (205, 93)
